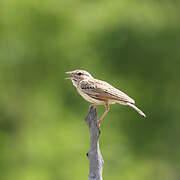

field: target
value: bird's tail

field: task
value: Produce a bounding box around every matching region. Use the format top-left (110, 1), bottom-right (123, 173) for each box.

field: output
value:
top-left (127, 102), bottom-right (146, 118)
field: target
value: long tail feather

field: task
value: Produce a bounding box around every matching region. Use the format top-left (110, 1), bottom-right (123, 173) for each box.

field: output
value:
top-left (127, 103), bottom-right (146, 118)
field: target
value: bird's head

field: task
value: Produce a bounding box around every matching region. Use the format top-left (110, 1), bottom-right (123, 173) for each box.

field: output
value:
top-left (66, 70), bottom-right (93, 87)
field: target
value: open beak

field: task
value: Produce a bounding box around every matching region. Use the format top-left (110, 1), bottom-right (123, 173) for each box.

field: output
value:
top-left (65, 71), bottom-right (74, 80)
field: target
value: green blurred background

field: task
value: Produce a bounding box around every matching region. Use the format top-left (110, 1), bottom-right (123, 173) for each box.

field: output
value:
top-left (0, 0), bottom-right (180, 179)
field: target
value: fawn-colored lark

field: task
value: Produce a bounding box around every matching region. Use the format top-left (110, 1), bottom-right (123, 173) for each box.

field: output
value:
top-left (66, 70), bottom-right (146, 127)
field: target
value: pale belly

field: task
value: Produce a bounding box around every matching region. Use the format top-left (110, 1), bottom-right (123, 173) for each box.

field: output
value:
top-left (77, 88), bottom-right (116, 105)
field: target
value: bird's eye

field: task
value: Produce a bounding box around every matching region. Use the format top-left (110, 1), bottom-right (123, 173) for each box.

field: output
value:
top-left (77, 72), bottom-right (82, 76)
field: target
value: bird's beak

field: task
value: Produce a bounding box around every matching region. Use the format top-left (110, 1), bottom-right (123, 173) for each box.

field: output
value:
top-left (65, 71), bottom-right (74, 80)
top-left (65, 71), bottom-right (74, 74)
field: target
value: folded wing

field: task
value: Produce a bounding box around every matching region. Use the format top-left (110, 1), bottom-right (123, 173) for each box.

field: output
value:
top-left (79, 79), bottom-right (135, 104)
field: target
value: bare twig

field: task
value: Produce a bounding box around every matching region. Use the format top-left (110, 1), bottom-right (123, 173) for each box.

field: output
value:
top-left (85, 106), bottom-right (104, 180)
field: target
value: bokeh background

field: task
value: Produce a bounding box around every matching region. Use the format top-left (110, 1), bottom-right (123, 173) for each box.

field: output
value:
top-left (0, 0), bottom-right (180, 180)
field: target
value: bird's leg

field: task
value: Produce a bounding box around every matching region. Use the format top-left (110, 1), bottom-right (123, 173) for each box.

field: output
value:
top-left (97, 102), bottom-right (109, 128)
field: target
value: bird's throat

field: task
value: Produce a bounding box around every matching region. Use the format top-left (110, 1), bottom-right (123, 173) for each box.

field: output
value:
top-left (71, 78), bottom-right (78, 87)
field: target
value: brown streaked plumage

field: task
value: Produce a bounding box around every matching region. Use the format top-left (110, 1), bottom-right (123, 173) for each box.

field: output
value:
top-left (66, 70), bottom-right (146, 127)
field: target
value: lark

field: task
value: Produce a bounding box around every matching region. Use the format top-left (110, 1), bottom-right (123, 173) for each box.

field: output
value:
top-left (66, 70), bottom-right (146, 127)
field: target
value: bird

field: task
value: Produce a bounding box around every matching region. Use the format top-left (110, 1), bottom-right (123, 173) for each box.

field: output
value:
top-left (66, 70), bottom-right (146, 127)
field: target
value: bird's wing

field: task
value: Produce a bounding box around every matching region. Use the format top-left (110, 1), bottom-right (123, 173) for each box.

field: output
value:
top-left (79, 79), bottom-right (135, 104)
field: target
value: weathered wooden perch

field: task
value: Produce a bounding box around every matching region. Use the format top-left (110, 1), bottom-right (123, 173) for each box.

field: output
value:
top-left (85, 106), bottom-right (104, 180)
